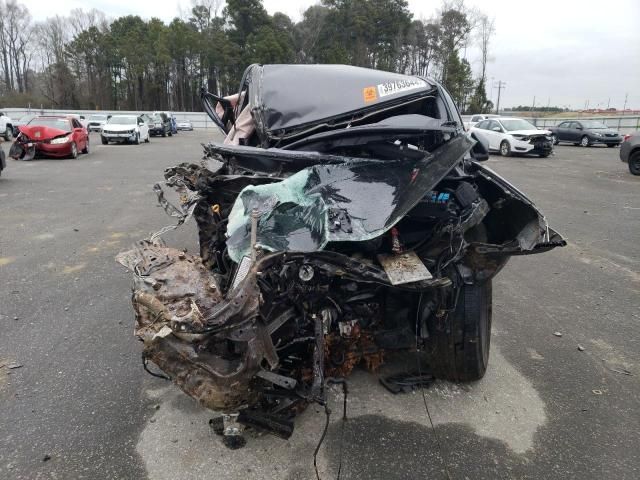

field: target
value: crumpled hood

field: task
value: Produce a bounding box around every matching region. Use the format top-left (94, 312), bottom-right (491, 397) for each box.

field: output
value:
top-left (103, 124), bottom-right (135, 132)
top-left (18, 125), bottom-right (69, 140)
top-left (225, 135), bottom-right (474, 262)
top-left (509, 129), bottom-right (551, 136)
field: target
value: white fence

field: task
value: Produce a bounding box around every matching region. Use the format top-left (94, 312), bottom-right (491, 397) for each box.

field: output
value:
top-left (0, 107), bottom-right (217, 130)
top-left (530, 116), bottom-right (640, 135)
top-left (3, 107), bottom-right (639, 134)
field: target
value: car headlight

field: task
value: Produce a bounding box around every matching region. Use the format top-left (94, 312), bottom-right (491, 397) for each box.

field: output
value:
top-left (593, 132), bottom-right (602, 137)
top-left (512, 135), bottom-right (530, 142)
top-left (50, 135), bottom-right (71, 144)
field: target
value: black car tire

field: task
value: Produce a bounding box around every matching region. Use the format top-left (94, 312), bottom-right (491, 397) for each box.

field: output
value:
top-left (629, 151), bottom-right (640, 176)
top-left (551, 134), bottom-right (559, 145)
top-left (70, 142), bottom-right (78, 159)
top-left (428, 281), bottom-right (493, 381)
top-left (4, 126), bottom-right (13, 141)
top-left (145, 134), bottom-right (150, 143)
top-left (101, 136), bottom-right (108, 145)
top-left (580, 135), bottom-right (590, 147)
top-left (606, 144), bottom-right (616, 148)
top-left (82, 138), bottom-right (89, 154)
top-left (499, 140), bottom-right (511, 157)
top-left (162, 130), bottom-right (166, 137)
top-left (168, 131), bottom-right (172, 137)
top-left (134, 133), bottom-right (140, 145)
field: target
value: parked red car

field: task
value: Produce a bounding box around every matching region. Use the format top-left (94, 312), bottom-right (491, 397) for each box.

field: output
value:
top-left (9, 115), bottom-right (89, 161)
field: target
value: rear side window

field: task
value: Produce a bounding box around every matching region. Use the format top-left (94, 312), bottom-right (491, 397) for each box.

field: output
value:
top-left (476, 120), bottom-right (488, 129)
top-left (472, 115), bottom-right (483, 122)
top-left (439, 85), bottom-right (463, 125)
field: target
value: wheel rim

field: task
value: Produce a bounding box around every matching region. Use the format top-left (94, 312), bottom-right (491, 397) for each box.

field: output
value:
top-left (551, 135), bottom-right (556, 144)
top-left (501, 142), bottom-right (508, 155)
top-left (581, 136), bottom-right (589, 146)
top-left (632, 155), bottom-right (640, 173)
top-left (86, 139), bottom-right (89, 153)
top-left (6, 129), bottom-right (12, 140)
top-left (71, 144), bottom-right (77, 157)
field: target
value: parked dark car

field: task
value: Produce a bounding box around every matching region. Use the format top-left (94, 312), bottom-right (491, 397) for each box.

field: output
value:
top-left (117, 64), bottom-right (566, 447)
top-left (148, 113), bottom-right (172, 137)
top-left (620, 132), bottom-right (640, 175)
top-left (548, 120), bottom-right (622, 147)
top-left (0, 139), bottom-right (6, 176)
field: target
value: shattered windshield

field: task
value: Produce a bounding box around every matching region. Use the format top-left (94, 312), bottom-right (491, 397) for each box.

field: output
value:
top-left (226, 135), bottom-right (473, 262)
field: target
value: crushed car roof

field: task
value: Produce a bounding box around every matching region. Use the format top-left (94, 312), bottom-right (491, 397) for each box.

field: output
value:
top-left (246, 64), bottom-right (436, 135)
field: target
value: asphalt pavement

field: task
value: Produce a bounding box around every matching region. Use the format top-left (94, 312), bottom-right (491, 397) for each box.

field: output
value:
top-left (1, 132), bottom-right (638, 479)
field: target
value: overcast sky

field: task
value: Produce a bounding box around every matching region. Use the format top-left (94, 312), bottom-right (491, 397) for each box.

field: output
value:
top-left (21, 0), bottom-right (640, 109)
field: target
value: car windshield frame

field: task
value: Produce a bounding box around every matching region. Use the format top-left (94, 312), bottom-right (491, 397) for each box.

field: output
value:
top-left (107, 116), bottom-right (137, 125)
top-left (27, 117), bottom-right (72, 130)
top-left (500, 119), bottom-right (537, 132)
top-left (580, 120), bottom-right (608, 129)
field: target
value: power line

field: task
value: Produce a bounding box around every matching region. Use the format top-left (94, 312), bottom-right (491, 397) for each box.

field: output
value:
top-left (493, 80), bottom-right (506, 114)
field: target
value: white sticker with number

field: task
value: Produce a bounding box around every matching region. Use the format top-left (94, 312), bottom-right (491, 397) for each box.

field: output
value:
top-left (377, 79), bottom-right (427, 98)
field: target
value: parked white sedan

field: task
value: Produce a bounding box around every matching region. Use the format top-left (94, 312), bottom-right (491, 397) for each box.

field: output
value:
top-left (100, 115), bottom-right (150, 145)
top-left (177, 120), bottom-right (193, 131)
top-left (470, 117), bottom-right (553, 157)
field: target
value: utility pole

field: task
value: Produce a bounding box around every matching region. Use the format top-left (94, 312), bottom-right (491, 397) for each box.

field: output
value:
top-left (607, 97), bottom-right (610, 110)
top-left (623, 93), bottom-right (628, 112)
top-left (531, 96), bottom-right (536, 112)
top-left (493, 80), bottom-right (506, 114)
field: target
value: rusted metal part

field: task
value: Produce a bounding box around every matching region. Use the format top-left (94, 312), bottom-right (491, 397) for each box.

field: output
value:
top-left (117, 243), bottom-right (274, 411)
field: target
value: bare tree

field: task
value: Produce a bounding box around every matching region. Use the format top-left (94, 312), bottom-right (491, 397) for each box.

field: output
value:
top-left (477, 14), bottom-right (495, 84)
top-left (0, 0), bottom-right (33, 93)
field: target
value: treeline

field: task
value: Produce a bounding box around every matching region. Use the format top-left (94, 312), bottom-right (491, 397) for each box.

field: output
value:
top-left (506, 106), bottom-right (569, 113)
top-left (0, 0), bottom-right (495, 113)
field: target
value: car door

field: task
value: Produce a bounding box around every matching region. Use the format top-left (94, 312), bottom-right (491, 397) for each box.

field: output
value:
top-left (566, 122), bottom-right (580, 142)
top-left (484, 120), bottom-right (502, 150)
top-left (71, 119), bottom-right (86, 149)
top-left (556, 121), bottom-right (569, 141)
top-left (472, 120), bottom-right (489, 148)
top-left (137, 116), bottom-right (149, 139)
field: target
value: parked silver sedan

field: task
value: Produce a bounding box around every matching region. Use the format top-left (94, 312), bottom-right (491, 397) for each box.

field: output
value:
top-left (176, 120), bottom-right (193, 131)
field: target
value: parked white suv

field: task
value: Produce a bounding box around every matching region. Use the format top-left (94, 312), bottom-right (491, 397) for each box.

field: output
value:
top-left (0, 111), bottom-right (14, 140)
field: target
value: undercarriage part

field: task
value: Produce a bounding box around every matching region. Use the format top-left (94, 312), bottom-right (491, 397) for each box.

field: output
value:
top-left (379, 372), bottom-right (435, 394)
top-left (221, 414), bottom-right (246, 450)
top-left (237, 409), bottom-right (294, 439)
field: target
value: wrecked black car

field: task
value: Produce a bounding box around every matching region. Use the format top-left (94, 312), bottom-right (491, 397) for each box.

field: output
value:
top-left (117, 64), bottom-right (565, 446)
